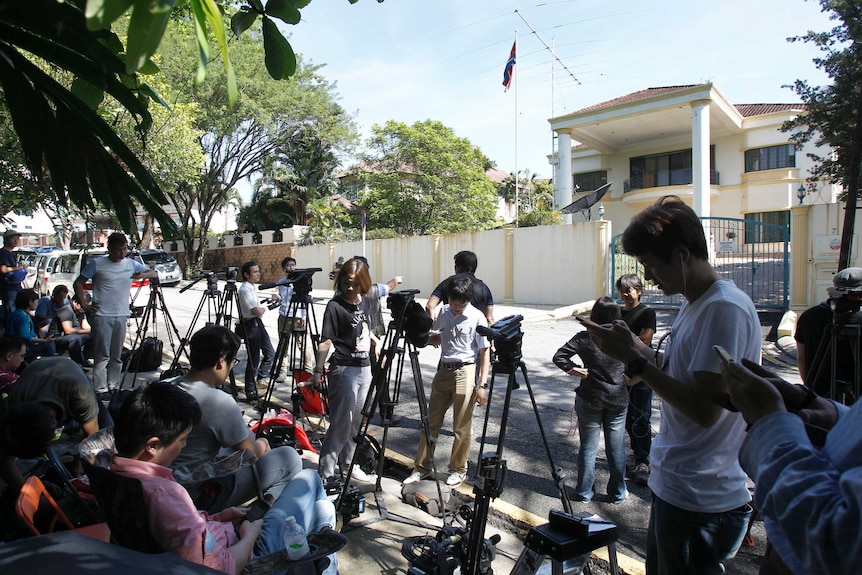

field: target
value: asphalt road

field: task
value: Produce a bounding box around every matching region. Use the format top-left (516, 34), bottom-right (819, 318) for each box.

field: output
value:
top-left (140, 281), bottom-right (801, 575)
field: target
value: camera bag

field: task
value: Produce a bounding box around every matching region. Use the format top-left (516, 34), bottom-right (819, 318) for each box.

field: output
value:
top-left (401, 480), bottom-right (450, 517)
top-left (128, 336), bottom-right (163, 372)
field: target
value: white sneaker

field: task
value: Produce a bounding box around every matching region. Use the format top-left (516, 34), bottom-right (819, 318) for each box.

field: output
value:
top-left (351, 466), bottom-right (372, 482)
top-left (446, 472), bottom-right (467, 487)
top-left (402, 470), bottom-right (429, 485)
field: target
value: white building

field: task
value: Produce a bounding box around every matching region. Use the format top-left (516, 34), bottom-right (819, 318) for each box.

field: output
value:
top-left (549, 83), bottom-right (837, 229)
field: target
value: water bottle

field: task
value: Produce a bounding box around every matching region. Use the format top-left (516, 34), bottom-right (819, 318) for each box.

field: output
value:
top-left (283, 515), bottom-right (310, 560)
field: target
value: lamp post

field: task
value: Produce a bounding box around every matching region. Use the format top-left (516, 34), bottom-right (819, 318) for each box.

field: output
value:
top-left (797, 183), bottom-right (806, 206)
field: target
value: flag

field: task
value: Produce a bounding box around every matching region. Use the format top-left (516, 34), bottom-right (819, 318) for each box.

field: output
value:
top-left (361, 210), bottom-right (366, 234)
top-left (502, 42), bottom-right (516, 91)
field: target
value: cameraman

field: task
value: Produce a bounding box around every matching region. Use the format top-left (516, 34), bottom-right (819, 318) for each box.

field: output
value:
top-left (274, 257), bottom-right (314, 376)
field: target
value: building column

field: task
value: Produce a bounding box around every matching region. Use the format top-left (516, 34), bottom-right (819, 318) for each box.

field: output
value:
top-left (431, 234), bottom-right (442, 287)
top-left (691, 100), bottom-right (710, 218)
top-left (790, 205), bottom-right (811, 311)
top-left (556, 128), bottom-right (573, 224)
top-left (504, 227), bottom-right (515, 303)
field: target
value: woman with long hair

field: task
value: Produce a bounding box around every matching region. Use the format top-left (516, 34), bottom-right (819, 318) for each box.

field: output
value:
top-left (313, 257), bottom-right (376, 483)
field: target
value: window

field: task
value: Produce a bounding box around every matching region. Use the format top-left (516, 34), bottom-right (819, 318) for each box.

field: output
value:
top-left (744, 144), bottom-right (795, 172)
top-left (744, 211), bottom-right (789, 243)
top-left (626, 147), bottom-right (716, 192)
top-left (573, 171), bottom-right (608, 192)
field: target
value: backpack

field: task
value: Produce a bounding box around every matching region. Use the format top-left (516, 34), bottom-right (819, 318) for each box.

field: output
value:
top-left (128, 337), bottom-right (163, 372)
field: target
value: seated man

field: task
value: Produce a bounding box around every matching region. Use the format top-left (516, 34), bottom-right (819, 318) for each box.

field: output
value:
top-left (171, 325), bottom-right (303, 512)
top-left (0, 335), bottom-right (26, 395)
top-left (35, 285), bottom-right (92, 367)
top-left (0, 356), bottom-right (111, 493)
top-left (111, 382), bottom-right (337, 575)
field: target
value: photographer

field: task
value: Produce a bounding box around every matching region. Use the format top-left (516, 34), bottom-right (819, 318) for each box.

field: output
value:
top-left (721, 358), bottom-right (853, 575)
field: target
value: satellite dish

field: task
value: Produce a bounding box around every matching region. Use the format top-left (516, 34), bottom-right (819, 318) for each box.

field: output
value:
top-left (560, 182), bottom-right (612, 214)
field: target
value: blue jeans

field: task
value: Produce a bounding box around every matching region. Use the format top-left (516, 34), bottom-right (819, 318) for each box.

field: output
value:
top-left (245, 319), bottom-right (275, 389)
top-left (253, 469), bottom-right (338, 575)
top-left (646, 494), bottom-right (751, 575)
top-left (575, 398), bottom-right (627, 502)
top-left (626, 381), bottom-right (653, 465)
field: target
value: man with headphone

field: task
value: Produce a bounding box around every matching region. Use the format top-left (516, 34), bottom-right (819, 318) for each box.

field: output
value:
top-left (584, 196), bottom-right (761, 575)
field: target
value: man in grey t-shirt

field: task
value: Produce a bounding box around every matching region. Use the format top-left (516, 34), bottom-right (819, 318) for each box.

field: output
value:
top-left (74, 233), bottom-right (157, 394)
top-left (171, 325), bottom-right (302, 512)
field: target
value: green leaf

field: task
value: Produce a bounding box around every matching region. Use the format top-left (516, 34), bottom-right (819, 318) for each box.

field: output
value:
top-left (192, 0), bottom-right (237, 104)
top-left (265, 0), bottom-right (301, 24)
top-left (294, 0), bottom-right (313, 8)
top-left (248, 0), bottom-right (265, 11)
top-left (126, 0), bottom-right (176, 73)
top-left (138, 59), bottom-right (161, 74)
top-left (262, 15), bottom-right (296, 80)
top-left (71, 78), bottom-right (105, 109)
top-left (231, 8), bottom-right (258, 37)
top-left (85, 0), bottom-right (136, 30)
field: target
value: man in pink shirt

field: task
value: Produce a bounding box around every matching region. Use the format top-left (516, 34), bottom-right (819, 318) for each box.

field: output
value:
top-left (110, 382), bottom-right (337, 575)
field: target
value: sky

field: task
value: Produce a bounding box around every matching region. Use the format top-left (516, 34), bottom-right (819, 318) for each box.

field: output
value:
top-left (270, 0), bottom-right (835, 184)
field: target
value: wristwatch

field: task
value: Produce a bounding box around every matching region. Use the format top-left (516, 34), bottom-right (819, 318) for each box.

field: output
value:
top-left (624, 355), bottom-right (650, 378)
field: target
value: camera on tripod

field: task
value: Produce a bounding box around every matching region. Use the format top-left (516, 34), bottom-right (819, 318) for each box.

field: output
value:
top-left (827, 270), bottom-right (862, 324)
top-left (478, 314), bottom-right (524, 364)
top-left (259, 267), bottom-right (321, 298)
top-left (386, 289), bottom-right (432, 347)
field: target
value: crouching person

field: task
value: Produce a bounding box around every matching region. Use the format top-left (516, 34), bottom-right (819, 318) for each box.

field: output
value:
top-left (110, 382), bottom-right (338, 575)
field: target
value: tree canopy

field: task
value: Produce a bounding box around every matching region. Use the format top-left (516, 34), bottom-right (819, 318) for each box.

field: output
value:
top-left (782, 0), bottom-right (862, 269)
top-left (359, 120), bottom-right (498, 236)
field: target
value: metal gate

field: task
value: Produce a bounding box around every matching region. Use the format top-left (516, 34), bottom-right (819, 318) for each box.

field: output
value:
top-left (610, 217), bottom-right (789, 311)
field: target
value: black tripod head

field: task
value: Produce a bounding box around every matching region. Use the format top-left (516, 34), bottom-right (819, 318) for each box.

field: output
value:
top-left (387, 289), bottom-right (432, 347)
top-left (259, 267), bottom-right (321, 299)
top-left (478, 314), bottom-right (524, 365)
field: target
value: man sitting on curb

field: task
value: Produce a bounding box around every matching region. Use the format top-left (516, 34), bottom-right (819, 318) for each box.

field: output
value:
top-left (110, 382), bottom-right (337, 575)
top-left (170, 325), bottom-right (303, 513)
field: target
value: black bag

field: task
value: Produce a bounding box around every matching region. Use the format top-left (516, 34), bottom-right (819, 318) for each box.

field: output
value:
top-left (354, 434), bottom-right (381, 474)
top-left (108, 388), bottom-right (132, 421)
top-left (128, 337), bottom-right (163, 372)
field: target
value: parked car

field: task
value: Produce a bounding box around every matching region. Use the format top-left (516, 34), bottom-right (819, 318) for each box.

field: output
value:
top-left (32, 252), bottom-right (62, 296)
top-left (13, 248), bottom-right (39, 290)
top-left (132, 249), bottom-right (182, 286)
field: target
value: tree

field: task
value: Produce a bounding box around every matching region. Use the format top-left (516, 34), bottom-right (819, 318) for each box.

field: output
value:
top-left (158, 21), bottom-right (357, 270)
top-left (782, 0), bottom-right (862, 269)
top-left (360, 120), bottom-right (498, 236)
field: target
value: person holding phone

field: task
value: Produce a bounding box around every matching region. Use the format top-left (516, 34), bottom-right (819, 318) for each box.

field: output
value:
top-left (583, 196), bottom-right (761, 575)
top-left (553, 297), bottom-right (628, 504)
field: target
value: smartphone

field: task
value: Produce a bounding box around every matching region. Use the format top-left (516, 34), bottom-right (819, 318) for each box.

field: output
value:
top-left (576, 315), bottom-right (601, 329)
top-left (244, 498), bottom-right (270, 522)
top-left (712, 345), bottom-right (734, 366)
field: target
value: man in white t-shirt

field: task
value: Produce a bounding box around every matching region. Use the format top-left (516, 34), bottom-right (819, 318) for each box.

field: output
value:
top-left (584, 196), bottom-right (760, 575)
top-left (238, 261), bottom-right (276, 400)
top-left (74, 233), bottom-right (157, 395)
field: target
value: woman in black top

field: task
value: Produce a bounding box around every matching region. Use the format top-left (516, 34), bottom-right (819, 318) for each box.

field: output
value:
top-left (313, 258), bottom-right (376, 482)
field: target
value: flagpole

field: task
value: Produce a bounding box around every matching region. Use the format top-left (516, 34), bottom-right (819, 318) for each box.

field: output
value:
top-left (514, 29), bottom-right (519, 226)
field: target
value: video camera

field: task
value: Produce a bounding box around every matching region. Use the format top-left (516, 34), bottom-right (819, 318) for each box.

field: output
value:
top-left (827, 267), bottom-right (862, 324)
top-left (402, 506), bottom-right (499, 575)
top-left (323, 477), bottom-right (365, 520)
top-left (259, 267), bottom-right (321, 298)
top-left (477, 314), bottom-right (524, 364)
top-left (387, 289), bottom-right (432, 347)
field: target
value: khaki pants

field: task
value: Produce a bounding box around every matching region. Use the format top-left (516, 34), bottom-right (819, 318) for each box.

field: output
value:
top-left (277, 315), bottom-right (315, 373)
top-left (414, 364), bottom-right (477, 475)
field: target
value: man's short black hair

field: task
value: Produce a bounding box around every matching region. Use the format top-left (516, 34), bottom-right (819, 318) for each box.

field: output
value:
top-left (616, 274), bottom-right (644, 294)
top-left (621, 195), bottom-right (708, 262)
top-left (447, 273), bottom-right (474, 303)
top-left (107, 232), bottom-right (128, 247)
top-left (52, 284), bottom-right (69, 298)
top-left (113, 383), bottom-right (201, 457)
top-left (281, 256), bottom-right (296, 268)
top-left (0, 402), bottom-right (57, 458)
top-left (188, 325), bottom-right (241, 369)
top-left (14, 289), bottom-right (38, 310)
top-left (241, 261), bottom-right (258, 280)
top-left (591, 296), bottom-right (622, 325)
top-left (454, 251), bottom-right (478, 274)
top-left (0, 334), bottom-right (25, 358)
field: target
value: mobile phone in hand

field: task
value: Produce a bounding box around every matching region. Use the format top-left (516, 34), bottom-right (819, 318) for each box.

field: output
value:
top-left (244, 498), bottom-right (270, 522)
top-left (712, 345), bottom-right (734, 366)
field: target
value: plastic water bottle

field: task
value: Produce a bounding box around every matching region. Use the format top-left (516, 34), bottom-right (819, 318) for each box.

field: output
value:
top-left (283, 515), bottom-right (310, 560)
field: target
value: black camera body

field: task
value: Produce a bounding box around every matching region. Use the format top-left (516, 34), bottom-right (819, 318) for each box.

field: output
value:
top-left (403, 522), bottom-right (498, 575)
top-left (323, 477), bottom-right (365, 520)
top-left (478, 314), bottom-right (524, 365)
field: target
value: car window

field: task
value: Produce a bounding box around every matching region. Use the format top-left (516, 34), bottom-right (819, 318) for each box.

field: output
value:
top-left (141, 251), bottom-right (174, 265)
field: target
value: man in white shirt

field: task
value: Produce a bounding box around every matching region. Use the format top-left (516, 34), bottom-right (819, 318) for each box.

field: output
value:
top-left (237, 261), bottom-right (275, 400)
top-left (74, 233), bottom-right (157, 395)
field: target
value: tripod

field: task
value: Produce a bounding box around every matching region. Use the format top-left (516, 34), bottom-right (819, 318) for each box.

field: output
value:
top-left (119, 280), bottom-right (185, 386)
top-left (805, 300), bottom-right (861, 405)
top-left (338, 290), bottom-right (443, 530)
top-left (465, 315), bottom-right (572, 575)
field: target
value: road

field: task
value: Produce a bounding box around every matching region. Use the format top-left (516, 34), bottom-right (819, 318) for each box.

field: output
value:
top-left (141, 280), bottom-right (800, 574)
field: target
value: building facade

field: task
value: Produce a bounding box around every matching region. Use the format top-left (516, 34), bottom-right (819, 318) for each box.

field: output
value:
top-left (549, 83), bottom-right (837, 230)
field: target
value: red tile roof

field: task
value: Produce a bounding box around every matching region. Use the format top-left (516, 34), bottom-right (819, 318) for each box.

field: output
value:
top-left (734, 103), bottom-right (805, 117)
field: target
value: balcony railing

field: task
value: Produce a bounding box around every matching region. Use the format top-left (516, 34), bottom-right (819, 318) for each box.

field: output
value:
top-left (623, 169), bottom-right (720, 193)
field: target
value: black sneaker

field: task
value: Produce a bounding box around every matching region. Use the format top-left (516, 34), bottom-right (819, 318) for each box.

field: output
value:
top-left (634, 463), bottom-right (650, 486)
